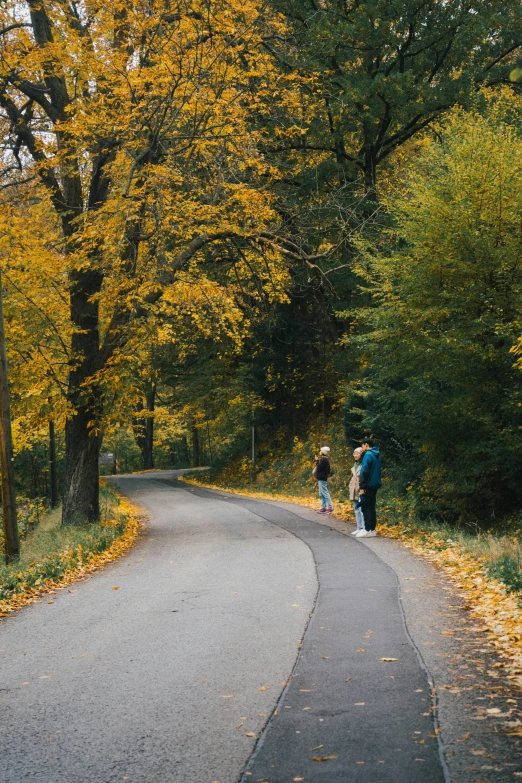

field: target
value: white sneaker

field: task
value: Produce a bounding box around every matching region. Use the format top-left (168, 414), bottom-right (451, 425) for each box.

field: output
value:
top-left (355, 530), bottom-right (369, 537)
top-left (351, 529), bottom-right (360, 536)
top-left (366, 530), bottom-right (377, 537)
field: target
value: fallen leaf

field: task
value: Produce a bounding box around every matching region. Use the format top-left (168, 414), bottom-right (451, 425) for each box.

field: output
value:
top-left (258, 686), bottom-right (271, 692)
top-left (235, 723), bottom-right (244, 729)
top-left (357, 648), bottom-right (365, 653)
top-left (379, 658), bottom-right (398, 662)
top-left (313, 756), bottom-right (338, 762)
top-left (457, 732), bottom-right (471, 742)
top-left (302, 707), bottom-right (311, 711)
top-left (354, 702), bottom-right (365, 706)
top-left (219, 695), bottom-right (234, 699)
top-left (112, 586), bottom-right (119, 591)
top-left (300, 689), bottom-right (312, 692)
top-left (245, 732), bottom-right (255, 737)
top-left (345, 678), bottom-right (352, 682)
top-left (321, 655), bottom-right (329, 659)
top-left (47, 601), bottom-right (54, 604)
top-left (293, 778), bottom-right (304, 782)
top-left (311, 745), bottom-right (324, 751)
top-left (486, 708), bottom-right (501, 714)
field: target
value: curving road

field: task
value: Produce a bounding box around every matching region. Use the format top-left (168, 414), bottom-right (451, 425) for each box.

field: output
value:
top-left (2, 471), bottom-right (520, 782)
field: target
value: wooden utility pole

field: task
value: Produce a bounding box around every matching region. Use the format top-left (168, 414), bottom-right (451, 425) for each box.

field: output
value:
top-left (0, 271), bottom-right (19, 563)
top-left (49, 419), bottom-right (58, 508)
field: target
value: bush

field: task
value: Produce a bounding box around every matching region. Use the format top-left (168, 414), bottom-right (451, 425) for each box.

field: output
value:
top-left (487, 556), bottom-right (522, 594)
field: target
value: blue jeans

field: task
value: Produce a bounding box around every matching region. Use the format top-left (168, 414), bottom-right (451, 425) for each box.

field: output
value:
top-left (318, 480), bottom-right (332, 509)
top-left (354, 501), bottom-right (365, 530)
top-left (359, 488), bottom-right (378, 531)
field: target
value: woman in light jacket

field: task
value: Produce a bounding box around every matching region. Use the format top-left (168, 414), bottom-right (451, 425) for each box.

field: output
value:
top-left (349, 447), bottom-right (365, 534)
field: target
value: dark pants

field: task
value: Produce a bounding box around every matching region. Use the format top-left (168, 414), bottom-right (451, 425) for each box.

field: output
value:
top-left (360, 488), bottom-right (378, 531)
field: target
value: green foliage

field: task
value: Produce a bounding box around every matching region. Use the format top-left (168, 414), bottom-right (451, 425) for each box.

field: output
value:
top-left (487, 556), bottom-right (522, 594)
top-left (350, 100), bottom-right (522, 524)
top-left (270, 0), bottom-right (522, 190)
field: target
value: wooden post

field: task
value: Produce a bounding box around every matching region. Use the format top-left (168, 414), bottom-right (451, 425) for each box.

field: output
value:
top-left (0, 271), bottom-right (19, 563)
top-left (49, 419), bottom-right (58, 508)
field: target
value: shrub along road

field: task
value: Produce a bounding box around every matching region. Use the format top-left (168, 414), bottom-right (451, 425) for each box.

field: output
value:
top-left (1, 471), bottom-right (520, 782)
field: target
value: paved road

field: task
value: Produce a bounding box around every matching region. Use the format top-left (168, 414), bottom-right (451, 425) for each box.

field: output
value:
top-left (1, 473), bottom-right (316, 783)
top-left (2, 472), bottom-right (519, 782)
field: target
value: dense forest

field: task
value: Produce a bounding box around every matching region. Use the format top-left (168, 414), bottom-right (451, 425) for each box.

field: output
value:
top-left (1, 0), bottom-right (522, 560)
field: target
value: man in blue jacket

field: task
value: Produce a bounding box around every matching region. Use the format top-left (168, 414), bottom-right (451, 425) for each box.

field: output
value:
top-left (355, 439), bottom-right (382, 538)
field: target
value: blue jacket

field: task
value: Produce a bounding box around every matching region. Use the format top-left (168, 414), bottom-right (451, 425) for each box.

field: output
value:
top-left (359, 447), bottom-right (382, 490)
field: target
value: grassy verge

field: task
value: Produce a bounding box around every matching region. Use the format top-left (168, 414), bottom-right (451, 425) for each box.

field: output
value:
top-left (184, 467), bottom-right (522, 689)
top-left (0, 484), bottom-right (142, 618)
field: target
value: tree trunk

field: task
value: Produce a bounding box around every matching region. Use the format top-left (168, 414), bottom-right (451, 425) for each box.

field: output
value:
top-left (0, 272), bottom-right (20, 563)
top-left (62, 411), bottom-right (102, 524)
top-left (363, 146), bottom-right (377, 198)
top-left (49, 420), bottom-right (58, 508)
top-left (134, 383), bottom-right (156, 470)
top-left (62, 269), bottom-right (103, 525)
top-left (180, 435), bottom-right (189, 466)
top-left (192, 421), bottom-right (200, 468)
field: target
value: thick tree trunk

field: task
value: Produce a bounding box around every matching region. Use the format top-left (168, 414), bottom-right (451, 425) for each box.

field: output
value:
top-left (62, 268), bottom-right (103, 525)
top-left (62, 411), bottom-right (102, 524)
top-left (134, 383), bottom-right (156, 470)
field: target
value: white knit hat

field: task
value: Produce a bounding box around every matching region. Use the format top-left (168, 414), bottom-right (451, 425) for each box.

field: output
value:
top-left (320, 446), bottom-right (330, 455)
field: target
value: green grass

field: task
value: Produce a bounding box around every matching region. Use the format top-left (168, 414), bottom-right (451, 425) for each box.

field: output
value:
top-left (0, 486), bottom-right (128, 602)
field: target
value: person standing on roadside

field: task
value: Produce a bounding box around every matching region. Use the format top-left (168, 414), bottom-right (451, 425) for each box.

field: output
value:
top-left (355, 439), bottom-right (381, 538)
top-left (349, 447), bottom-right (365, 535)
top-left (315, 446), bottom-right (333, 514)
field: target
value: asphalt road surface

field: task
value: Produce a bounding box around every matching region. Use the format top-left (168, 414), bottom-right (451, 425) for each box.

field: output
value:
top-left (2, 471), bottom-right (521, 782)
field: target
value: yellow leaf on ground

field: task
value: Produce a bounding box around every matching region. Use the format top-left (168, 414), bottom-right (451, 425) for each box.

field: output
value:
top-left (245, 732), bottom-right (255, 737)
top-left (312, 755), bottom-right (338, 762)
top-left (379, 657), bottom-right (398, 662)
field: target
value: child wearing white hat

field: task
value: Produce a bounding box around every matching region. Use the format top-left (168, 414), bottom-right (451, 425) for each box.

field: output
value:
top-left (314, 446), bottom-right (333, 514)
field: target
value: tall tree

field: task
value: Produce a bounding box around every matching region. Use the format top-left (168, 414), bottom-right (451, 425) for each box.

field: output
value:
top-left (0, 0), bottom-right (302, 523)
top-left (351, 99), bottom-right (522, 523)
top-left (267, 0), bottom-right (522, 192)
